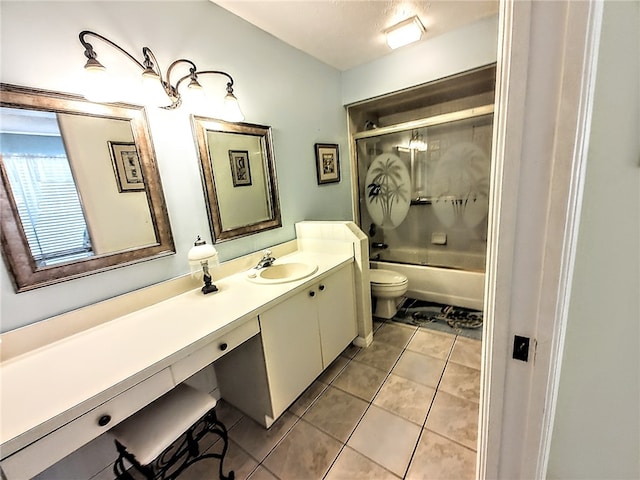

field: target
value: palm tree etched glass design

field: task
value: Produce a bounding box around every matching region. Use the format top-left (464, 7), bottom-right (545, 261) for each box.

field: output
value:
top-left (366, 155), bottom-right (409, 228)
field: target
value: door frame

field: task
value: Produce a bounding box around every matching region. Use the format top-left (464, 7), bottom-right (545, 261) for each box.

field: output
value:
top-left (479, 0), bottom-right (603, 478)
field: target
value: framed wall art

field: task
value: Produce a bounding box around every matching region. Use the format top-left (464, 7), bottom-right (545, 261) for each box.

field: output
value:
top-left (314, 143), bottom-right (340, 184)
top-left (228, 149), bottom-right (252, 187)
top-left (108, 141), bottom-right (144, 192)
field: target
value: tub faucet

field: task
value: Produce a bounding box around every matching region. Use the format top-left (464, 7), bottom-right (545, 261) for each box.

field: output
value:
top-left (255, 250), bottom-right (276, 269)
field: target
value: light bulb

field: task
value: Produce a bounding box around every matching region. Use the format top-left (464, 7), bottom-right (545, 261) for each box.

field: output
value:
top-left (409, 131), bottom-right (428, 151)
top-left (141, 74), bottom-right (170, 108)
top-left (184, 82), bottom-right (208, 106)
top-left (222, 92), bottom-right (244, 122)
top-left (385, 16), bottom-right (425, 50)
top-left (82, 67), bottom-right (120, 103)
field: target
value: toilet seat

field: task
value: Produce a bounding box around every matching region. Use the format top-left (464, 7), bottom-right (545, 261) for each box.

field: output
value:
top-left (370, 269), bottom-right (408, 287)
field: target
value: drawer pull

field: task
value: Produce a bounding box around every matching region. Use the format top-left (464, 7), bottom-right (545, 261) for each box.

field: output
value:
top-left (219, 342), bottom-right (228, 351)
top-left (98, 415), bottom-right (111, 427)
top-left (319, 284), bottom-right (325, 291)
top-left (309, 291), bottom-right (316, 297)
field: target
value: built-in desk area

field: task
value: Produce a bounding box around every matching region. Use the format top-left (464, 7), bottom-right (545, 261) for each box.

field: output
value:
top-left (0, 221), bottom-right (373, 479)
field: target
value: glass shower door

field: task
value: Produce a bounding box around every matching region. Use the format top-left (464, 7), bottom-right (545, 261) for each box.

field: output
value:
top-left (356, 112), bottom-right (493, 272)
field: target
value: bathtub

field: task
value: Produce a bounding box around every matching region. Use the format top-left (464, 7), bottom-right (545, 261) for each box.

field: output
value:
top-left (370, 250), bottom-right (485, 311)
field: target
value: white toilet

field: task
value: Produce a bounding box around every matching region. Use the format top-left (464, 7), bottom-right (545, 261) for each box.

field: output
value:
top-left (370, 269), bottom-right (409, 319)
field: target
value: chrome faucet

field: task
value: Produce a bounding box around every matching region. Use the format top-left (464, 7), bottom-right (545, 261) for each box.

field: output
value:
top-left (255, 250), bottom-right (276, 269)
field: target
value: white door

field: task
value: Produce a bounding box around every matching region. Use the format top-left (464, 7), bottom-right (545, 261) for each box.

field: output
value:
top-left (316, 264), bottom-right (357, 367)
top-left (259, 288), bottom-right (323, 417)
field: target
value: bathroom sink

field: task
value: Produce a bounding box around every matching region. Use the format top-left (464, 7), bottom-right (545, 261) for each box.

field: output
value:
top-left (247, 262), bottom-right (318, 284)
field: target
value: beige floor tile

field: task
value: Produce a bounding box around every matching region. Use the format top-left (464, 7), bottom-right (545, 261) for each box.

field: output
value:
top-left (303, 386), bottom-right (369, 442)
top-left (392, 350), bottom-right (446, 388)
top-left (340, 343), bottom-right (362, 359)
top-left (288, 380), bottom-right (327, 417)
top-left (325, 446), bottom-right (400, 480)
top-left (450, 337), bottom-right (482, 369)
top-left (438, 362), bottom-right (481, 403)
top-left (347, 405), bottom-right (421, 477)
top-left (373, 322), bottom-right (417, 349)
top-left (218, 318), bottom-right (482, 480)
top-left (216, 399), bottom-right (245, 430)
top-left (318, 355), bottom-right (350, 384)
top-left (405, 430), bottom-right (476, 480)
top-left (406, 329), bottom-right (455, 360)
top-left (247, 465), bottom-right (279, 480)
top-left (332, 359), bottom-right (388, 402)
top-left (426, 391), bottom-right (479, 450)
top-left (373, 374), bottom-right (436, 426)
top-left (373, 318), bottom-right (386, 332)
top-left (353, 340), bottom-right (403, 373)
top-left (228, 412), bottom-right (297, 462)
top-left (199, 438), bottom-right (258, 480)
top-left (126, 466), bottom-right (147, 479)
top-left (179, 422), bottom-right (224, 456)
top-left (262, 419), bottom-right (342, 479)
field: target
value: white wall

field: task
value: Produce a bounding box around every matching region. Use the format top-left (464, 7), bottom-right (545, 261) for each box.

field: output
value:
top-left (547, 1), bottom-right (640, 478)
top-left (0, 0), bottom-right (351, 332)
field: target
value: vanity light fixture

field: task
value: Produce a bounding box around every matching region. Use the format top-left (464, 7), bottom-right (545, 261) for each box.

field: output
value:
top-left (408, 130), bottom-right (428, 151)
top-left (385, 16), bottom-right (425, 50)
top-left (188, 236), bottom-right (219, 294)
top-left (78, 31), bottom-right (244, 121)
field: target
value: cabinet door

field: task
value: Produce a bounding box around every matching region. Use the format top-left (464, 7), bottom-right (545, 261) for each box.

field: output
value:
top-left (317, 264), bottom-right (357, 367)
top-left (259, 289), bottom-right (323, 418)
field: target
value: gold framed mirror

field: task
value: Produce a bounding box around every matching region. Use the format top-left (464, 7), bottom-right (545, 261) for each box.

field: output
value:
top-left (191, 116), bottom-right (281, 241)
top-left (0, 84), bottom-right (175, 292)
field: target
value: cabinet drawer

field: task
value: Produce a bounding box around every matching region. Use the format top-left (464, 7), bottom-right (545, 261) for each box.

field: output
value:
top-left (170, 317), bottom-right (260, 384)
top-left (0, 368), bottom-right (174, 480)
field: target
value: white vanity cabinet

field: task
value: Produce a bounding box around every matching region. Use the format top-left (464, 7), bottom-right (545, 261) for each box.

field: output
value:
top-left (215, 262), bottom-right (357, 427)
top-left (259, 283), bottom-right (324, 418)
top-left (0, 242), bottom-right (364, 479)
top-left (315, 263), bottom-right (358, 366)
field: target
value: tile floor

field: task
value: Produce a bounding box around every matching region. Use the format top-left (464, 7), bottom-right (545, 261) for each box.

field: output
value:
top-left (169, 318), bottom-right (481, 479)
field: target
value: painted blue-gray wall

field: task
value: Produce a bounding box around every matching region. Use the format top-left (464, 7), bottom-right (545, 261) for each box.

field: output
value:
top-left (341, 15), bottom-right (498, 105)
top-left (548, 1), bottom-right (640, 478)
top-left (0, 1), bottom-right (351, 332)
top-left (0, 2), bottom-right (497, 333)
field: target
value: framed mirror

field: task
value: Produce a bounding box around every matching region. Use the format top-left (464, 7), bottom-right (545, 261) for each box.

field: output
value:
top-left (0, 84), bottom-right (175, 292)
top-left (191, 116), bottom-right (281, 241)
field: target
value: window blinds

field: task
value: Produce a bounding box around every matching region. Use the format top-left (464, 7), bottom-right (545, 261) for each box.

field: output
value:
top-left (2, 153), bottom-right (93, 266)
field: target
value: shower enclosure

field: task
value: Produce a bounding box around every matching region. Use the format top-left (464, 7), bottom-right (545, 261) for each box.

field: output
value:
top-left (356, 107), bottom-right (492, 271)
top-left (350, 66), bottom-right (495, 309)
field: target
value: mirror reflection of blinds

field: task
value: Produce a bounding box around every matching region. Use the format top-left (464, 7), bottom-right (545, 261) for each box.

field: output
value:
top-left (2, 153), bottom-right (93, 266)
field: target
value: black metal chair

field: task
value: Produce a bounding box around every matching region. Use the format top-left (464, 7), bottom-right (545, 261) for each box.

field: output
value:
top-left (109, 383), bottom-right (234, 480)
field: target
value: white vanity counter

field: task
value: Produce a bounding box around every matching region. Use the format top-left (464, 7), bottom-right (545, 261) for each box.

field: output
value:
top-left (0, 249), bottom-right (353, 477)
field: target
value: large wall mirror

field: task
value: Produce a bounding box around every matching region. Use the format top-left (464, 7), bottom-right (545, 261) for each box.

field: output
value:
top-left (0, 84), bottom-right (175, 292)
top-left (191, 116), bottom-right (281, 241)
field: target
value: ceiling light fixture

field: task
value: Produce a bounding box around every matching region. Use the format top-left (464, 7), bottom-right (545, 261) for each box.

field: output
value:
top-left (78, 31), bottom-right (244, 121)
top-left (385, 16), bottom-right (425, 50)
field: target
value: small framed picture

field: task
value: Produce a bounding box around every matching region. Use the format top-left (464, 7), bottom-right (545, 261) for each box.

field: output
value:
top-left (314, 143), bottom-right (340, 184)
top-left (228, 150), bottom-right (252, 187)
top-left (108, 141), bottom-right (144, 192)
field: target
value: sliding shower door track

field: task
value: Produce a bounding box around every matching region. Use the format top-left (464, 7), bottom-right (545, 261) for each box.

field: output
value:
top-left (352, 104), bottom-right (494, 140)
